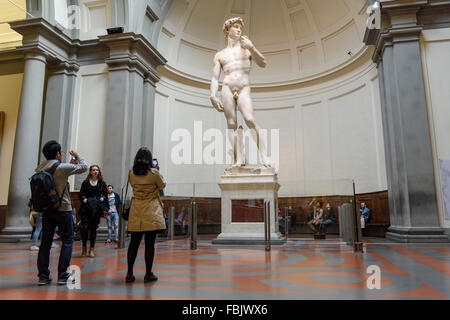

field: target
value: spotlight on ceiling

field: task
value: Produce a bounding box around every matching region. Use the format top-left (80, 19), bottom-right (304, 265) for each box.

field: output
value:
top-left (107, 27), bottom-right (124, 35)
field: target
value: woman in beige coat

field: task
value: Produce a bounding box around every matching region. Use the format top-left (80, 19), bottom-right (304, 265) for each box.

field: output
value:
top-left (126, 147), bottom-right (166, 283)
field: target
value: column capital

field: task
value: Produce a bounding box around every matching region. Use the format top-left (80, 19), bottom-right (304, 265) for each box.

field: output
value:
top-left (23, 50), bottom-right (49, 64)
top-left (367, 0), bottom-right (450, 63)
top-left (9, 18), bottom-right (74, 64)
top-left (371, 1), bottom-right (427, 63)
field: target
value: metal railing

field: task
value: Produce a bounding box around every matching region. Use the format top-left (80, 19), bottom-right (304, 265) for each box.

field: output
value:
top-left (264, 200), bottom-right (271, 252)
top-left (118, 203), bottom-right (127, 249)
top-left (189, 200), bottom-right (197, 250)
top-left (284, 207), bottom-right (289, 240)
top-left (352, 180), bottom-right (363, 252)
top-left (168, 206), bottom-right (175, 240)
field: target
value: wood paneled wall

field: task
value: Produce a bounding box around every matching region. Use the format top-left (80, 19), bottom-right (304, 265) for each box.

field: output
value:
top-left (278, 191), bottom-right (390, 225)
top-left (70, 190), bottom-right (390, 226)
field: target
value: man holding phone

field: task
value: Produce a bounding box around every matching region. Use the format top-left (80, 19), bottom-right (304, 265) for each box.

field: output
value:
top-left (34, 141), bottom-right (88, 285)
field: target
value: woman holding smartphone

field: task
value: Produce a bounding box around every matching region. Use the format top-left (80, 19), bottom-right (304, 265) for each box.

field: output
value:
top-left (126, 147), bottom-right (166, 283)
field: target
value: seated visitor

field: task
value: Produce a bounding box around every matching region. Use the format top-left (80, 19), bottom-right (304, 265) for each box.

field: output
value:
top-left (277, 208), bottom-right (283, 227)
top-left (360, 202), bottom-right (370, 236)
top-left (318, 203), bottom-right (336, 234)
top-left (279, 206), bottom-right (295, 232)
top-left (307, 200), bottom-right (323, 233)
top-left (360, 202), bottom-right (371, 224)
top-left (175, 206), bottom-right (188, 234)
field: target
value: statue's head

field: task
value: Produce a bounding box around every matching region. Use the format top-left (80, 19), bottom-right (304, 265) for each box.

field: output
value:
top-left (223, 17), bottom-right (244, 40)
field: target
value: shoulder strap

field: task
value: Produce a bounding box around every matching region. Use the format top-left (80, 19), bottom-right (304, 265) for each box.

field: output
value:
top-left (48, 162), bottom-right (60, 175)
top-left (125, 171), bottom-right (131, 198)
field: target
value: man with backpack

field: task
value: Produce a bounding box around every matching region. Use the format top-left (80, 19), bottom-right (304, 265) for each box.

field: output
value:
top-left (32, 140), bottom-right (87, 285)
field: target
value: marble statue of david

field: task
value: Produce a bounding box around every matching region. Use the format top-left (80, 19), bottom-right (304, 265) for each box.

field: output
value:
top-left (210, 17), bottom-right (272, 169)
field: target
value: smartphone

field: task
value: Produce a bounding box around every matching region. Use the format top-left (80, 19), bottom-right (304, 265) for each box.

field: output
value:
top-left (152, 158), bottom-right (158, 168)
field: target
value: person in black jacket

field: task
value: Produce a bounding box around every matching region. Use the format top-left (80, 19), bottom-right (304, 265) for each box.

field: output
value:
top-left (79, 165), bottom-right (109, 257)
top-left (318, 203), bottom-right (337, 234)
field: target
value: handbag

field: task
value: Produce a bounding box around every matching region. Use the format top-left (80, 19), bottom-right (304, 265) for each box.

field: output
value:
top-left (29, 210), bottom-right (36, 227)
top-left (120, 171), bottom-right (131, 221)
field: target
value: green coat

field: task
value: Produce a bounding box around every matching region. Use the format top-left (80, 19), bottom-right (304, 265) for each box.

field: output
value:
top-left (128, 169), bottom-right (166, 232)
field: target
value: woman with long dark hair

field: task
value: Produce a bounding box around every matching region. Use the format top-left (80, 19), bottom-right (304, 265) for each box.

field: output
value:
top-left (126, 147), bottom-right (166, 283)
top-left (79, 165), bottom-right (109, 257)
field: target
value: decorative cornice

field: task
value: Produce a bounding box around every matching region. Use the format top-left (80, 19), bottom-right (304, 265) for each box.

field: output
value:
top-left (379, 0), bottom-right (428, 10)
top-left (9, 18), bottom-right (73, 63)
top-left (159, 45), bottom-right (372, 91)
top-left (146, 5), bottom-right (160, 22)
top-left (99, 32), bottom-right (167, 80)
top-left (48, 60), bottom-right (80, 76)
top-left (144, 67), bottom-right (160, 87)
top-left (99, 33), bottom-right (167, 66)
top-left (8, 18), bottom-right (168, 82)
top-left (158, 53), bottom-right (378, 101)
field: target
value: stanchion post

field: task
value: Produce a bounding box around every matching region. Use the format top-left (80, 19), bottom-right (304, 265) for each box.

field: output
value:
top-left (284, 207), bottom-right (288, 240)
top-left (190, 201), bottom-right (197, 250)
top-left (118, 204), bottom-right (127, 249)
top-left (352, 180), bottom-right (363, 252)
top-left (168, 206), bottom-right (175, 240)
top-left (187, 206), bottom-right (192, 238)
top-left (264, 200), bottom-right (271, 252)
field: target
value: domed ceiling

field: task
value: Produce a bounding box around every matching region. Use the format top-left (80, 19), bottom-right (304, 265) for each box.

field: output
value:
top-left (157, 0), bottom-right (370, 86)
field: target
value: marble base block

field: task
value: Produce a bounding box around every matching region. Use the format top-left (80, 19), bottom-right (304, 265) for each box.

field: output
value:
top-left (212, 165), bottom-right (285, 245)
top-left (386, 226), bottom-right (449, 243)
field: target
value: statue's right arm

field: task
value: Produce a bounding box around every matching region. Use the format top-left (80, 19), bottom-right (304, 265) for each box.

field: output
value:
top-left (210, 53), bottom-right (223, 112)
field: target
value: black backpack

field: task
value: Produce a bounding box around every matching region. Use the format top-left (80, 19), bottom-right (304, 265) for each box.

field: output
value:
top-left (30, 162), bottom-right (62, 213)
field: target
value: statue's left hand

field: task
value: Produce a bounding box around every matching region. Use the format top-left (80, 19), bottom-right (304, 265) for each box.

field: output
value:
top-left (240, 36), bottom-right (254, 50)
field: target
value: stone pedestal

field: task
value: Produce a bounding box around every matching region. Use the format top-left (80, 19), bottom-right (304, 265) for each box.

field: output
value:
top-left (212, 166), bottom-right (285, 245)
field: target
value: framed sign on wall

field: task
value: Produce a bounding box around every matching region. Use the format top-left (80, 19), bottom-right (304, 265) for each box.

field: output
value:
top-left (0, 112), bottom-right (4, 147)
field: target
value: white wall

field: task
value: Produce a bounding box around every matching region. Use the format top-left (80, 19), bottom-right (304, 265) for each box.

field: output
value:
top-left (69, 63), bottom-right (109, 189)
top-left (154, 52), bottom-right (387, 198)
top-left (421, 28), bottom-right (450, 229)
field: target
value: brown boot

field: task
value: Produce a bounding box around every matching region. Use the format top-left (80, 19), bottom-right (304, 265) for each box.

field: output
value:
top-left (81, 247), bottom-right (87, 257)
top-left (89, 247), bottom-right (95, 257)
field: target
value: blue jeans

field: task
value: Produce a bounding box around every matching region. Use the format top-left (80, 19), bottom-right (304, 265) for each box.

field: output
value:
top-left (37, 210), bottom-right (73, 280)
top-left (319, 219), bottom-right (335, 233)
top-left (32, 214), bottom-right (43, 245)
top-left (106, 212), bottom-right (119, 241)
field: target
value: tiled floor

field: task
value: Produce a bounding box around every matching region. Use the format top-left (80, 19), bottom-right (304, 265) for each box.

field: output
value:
top-left (0, 235), bottom-right (449, 300)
